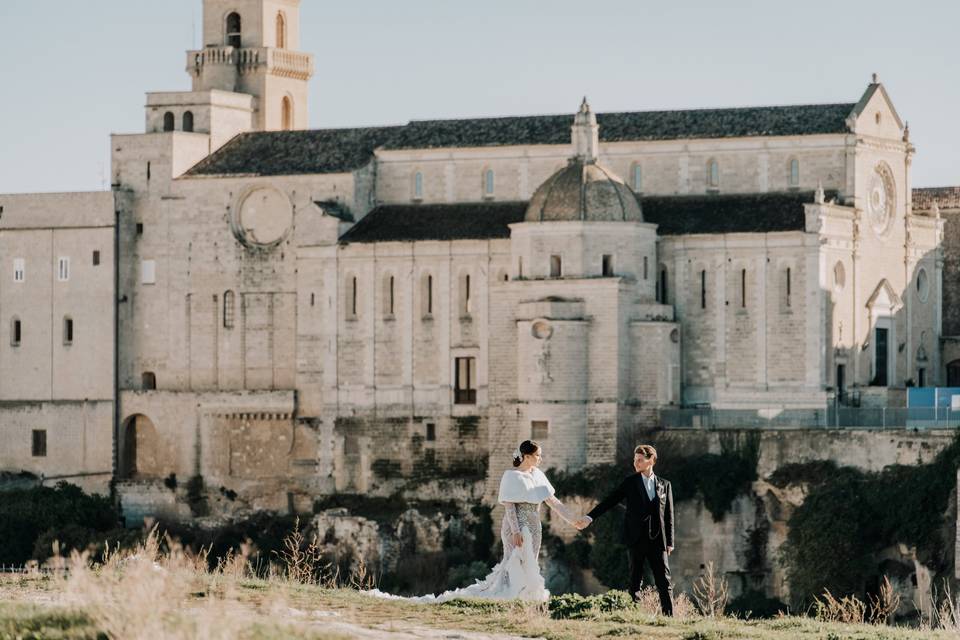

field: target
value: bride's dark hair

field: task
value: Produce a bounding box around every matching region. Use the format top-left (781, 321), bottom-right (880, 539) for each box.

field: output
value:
top-left (512, 440), bottom-right (540, 467)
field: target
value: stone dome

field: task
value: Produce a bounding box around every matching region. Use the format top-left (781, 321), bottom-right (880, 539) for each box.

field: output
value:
top-left (524, 158), bottom-right (644, 223)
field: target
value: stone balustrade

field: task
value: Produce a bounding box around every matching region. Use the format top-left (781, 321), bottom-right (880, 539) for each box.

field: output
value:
top-left (187, 46), bottom-right (313, 81)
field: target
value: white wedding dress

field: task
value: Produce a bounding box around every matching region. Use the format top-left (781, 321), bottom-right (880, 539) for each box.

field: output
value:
top-left (365, 467), bottom-right (579, 603)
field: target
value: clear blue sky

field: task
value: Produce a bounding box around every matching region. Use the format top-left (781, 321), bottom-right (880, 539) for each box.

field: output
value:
top-left (1, 0), bottom-right (958, 193)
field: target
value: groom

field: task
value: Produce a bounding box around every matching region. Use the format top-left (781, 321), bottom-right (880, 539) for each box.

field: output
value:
top-left (577, 444), bottom-right (674, 615)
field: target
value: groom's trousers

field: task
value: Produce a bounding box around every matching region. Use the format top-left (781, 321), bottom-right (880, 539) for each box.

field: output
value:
top-left (628, 540), bottom-right (673, 616)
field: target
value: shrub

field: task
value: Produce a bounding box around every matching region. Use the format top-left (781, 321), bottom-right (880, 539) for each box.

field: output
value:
top-left (548, 590), bottom-right (633, 619)
top-left (766, 460), bottom-right (837, 488)
top-left (783, 432), bottom-right (960, 606)
top-left (0, 482), bottom-right (118, 565)
top-left (726, 590), bottom-right (788, 619)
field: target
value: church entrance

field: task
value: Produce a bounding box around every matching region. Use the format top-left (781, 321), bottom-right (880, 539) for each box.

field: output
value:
top-left (120, 414), bottom-right (161, 479)
top-left (948, 360), bottom-right (960, 387)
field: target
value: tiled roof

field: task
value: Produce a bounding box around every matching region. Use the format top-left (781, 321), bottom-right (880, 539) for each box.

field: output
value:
top-left (383, 103), bottom-right (855, 150)
top-left (913, 187), bottom-right (960, 210)
top-left (339, 201), bottom-right (528, 244)
top-left (182, 103), bottom-right (855, 177)
top-left (643, 190), bottom-right (835, 236)
top-left (184, 127), bottom-right (400, 177)
top-left (339, 191), bottom-right (834, 244)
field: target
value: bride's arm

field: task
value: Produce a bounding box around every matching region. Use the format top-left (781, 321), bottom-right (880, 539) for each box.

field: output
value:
top-left (503, 502), bottom-right (521, 535)
top-left (544, 495), bottom-right (579, 526)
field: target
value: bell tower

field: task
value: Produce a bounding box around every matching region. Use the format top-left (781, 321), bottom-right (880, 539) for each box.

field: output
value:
top-left (188, 0), bottom-right (314, 131)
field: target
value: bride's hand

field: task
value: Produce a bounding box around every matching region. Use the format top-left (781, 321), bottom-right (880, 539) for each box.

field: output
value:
top-left (512, 532), bottom-right (523, 547)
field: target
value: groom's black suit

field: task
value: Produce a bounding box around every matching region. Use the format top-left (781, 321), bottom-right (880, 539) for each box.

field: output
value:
top-left (587, 472), bottom-right (674, 615)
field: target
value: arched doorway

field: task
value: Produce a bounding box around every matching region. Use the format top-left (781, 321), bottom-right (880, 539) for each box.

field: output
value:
top-left (947, 360), bottom-right (960, 388)
top-left (120, 414), bottom-right (161, 479)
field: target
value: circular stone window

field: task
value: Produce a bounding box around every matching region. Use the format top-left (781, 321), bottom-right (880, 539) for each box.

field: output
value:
top-left (867, 163), bottom-right (896, 237)
top-left (916, 268), bottom-right (930, 302)
top-left (531, 320), bottom-right (553, 340)
top-left (670, 328), bottom-right (680, 343)
top-left (232, 187), bottom-right (293, 248)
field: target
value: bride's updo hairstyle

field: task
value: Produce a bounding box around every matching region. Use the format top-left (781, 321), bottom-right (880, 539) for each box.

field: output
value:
top-left (512, 440), bottom-right (540, 467)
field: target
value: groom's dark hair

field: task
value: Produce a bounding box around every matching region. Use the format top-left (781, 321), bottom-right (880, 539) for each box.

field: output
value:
top-left (634, 444), bottom-right (657, 463)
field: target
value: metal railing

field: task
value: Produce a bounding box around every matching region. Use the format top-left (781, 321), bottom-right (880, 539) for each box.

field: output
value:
top-left (660, 407), bottom-right (960, 430)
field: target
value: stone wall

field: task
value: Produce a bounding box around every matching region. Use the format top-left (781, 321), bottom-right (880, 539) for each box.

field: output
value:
top-left (563, 428), bottom-right (958, 604)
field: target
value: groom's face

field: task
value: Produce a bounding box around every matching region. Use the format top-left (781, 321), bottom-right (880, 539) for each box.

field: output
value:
top-left (633, 452), bottom-right (654, 473)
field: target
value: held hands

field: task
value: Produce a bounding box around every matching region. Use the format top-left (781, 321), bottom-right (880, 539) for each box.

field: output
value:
top-left (511, 532), bottom-right (523, 547)
top-left (573, 517), bottom-right (592, 530)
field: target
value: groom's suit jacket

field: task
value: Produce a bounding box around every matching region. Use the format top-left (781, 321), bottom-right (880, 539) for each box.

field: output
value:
top-left (587, 473), bottom-right (674, 550)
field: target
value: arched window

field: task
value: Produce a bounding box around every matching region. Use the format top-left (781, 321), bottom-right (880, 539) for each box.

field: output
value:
top-left (700, 269), bottom-right (707, 309)
top-left (788, 158), bottom-right (800, 188)
top-left (413, 171), bottom-right (424, 200)
top-left (347, 276), bottom-right (359, 318)
top-left (63, 316), bottom-right (74, 345)
top-left (421, 273), bottom-right (433, 317)
top-left (276, 12), bottom-right (287, 49)
top-left (10, 316), bottom-right (21, 346)
top-left (483, 169), bottom-right (495, 198)
top-left (916, 268), bottom-right (930, 302)
top-left (163, 112), bottom-right (175, 132)
top-left (549, 255), bottom-right (562, 278)
top-left (281, 96), bottom-right (293, 131)
top-left (142, 372), bottom-right (157, 391)
top-left (226, 12), bottom-right (242, 48)
top-left (383, 274), bottom-right (395, 317)
top-left (631, 163), bottom-right (642, 192)
top-left (223, 290), bottom-right (235, 329)
top-left (658, 265), bottom-right (668, 303)
top-left (182, 111), bottom-right (194, 133)
top-left (459, 273), bottom-right (472, 316)
top-left (707, 159), bottom-right (719, 189)
top-left (948, 360), bottom-right (960, 387)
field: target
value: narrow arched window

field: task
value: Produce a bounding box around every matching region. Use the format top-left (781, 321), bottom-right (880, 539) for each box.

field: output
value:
top-left (383, 274), bottom-right (395, 317)
top-left (182, 111), bottom-right (194, 133)
top-left (484, 169), bottom-right (495, 198)
top-left (226, 12), bottom-right (242, 48)
top-left (707, 159), bottom-right (719, 189)
top-left (788, 158), bottom-right (800, 188)
top-left (281, 96), bottom-right (293, 131)
top-left (276, 12), bottom-right (287, 49)
top-left (632, 163), bottom-right (642, 192)
top-left (785, 267), bottom-right (792, 307)
top-left (550, 255), bottom-right (562, 278)
top-left (700, 269), bottom-right (707, 309)
top-left (350, 276), bottom-right (358, 318)
top-left (223, 290), bottom-right (235, 329)
top-left (421, 273), bottom-right (433, 317)
top-left (142, 372), bottom-right (157, 391)
top-left (11, 316), bottom-right (21, 346)
top-left (413, 171), bottom-right (424, 200)
top-left (63, 316), bottom-right (74, 345)
top-left (658, 265), bottom-right (668, 303)
top-left (460, 273), bottom-right (472, 316)
top-left (163, 112), bottom-right (175, 132)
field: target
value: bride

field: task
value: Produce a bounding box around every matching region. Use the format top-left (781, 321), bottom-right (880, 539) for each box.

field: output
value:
top-left (366, 439), bottom-right (585, 602)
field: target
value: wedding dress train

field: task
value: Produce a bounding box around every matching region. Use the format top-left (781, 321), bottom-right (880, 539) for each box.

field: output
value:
top-left (365, 467), bottom-right (578, 603)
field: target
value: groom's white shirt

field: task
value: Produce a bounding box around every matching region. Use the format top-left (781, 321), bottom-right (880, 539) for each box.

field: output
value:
top-left (641, 472), bottom-right (657, 500)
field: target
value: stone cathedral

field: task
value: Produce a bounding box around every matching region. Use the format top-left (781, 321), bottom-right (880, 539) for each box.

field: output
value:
top-left (0, 0), bottom-right (951, 520)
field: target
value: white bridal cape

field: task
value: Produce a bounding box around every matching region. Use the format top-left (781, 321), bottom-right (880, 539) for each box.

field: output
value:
top-left (365, 467), bottom-right (561, 603)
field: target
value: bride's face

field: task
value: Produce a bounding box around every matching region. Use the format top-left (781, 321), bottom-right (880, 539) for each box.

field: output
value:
top-left (524, 449), bottom-right (542, 467)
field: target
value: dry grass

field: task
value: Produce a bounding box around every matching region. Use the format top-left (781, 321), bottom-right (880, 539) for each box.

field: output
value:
top-left (691, 561), bottom-right (729, 618)
top-left (0, 529), bottom-right (956, 640)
